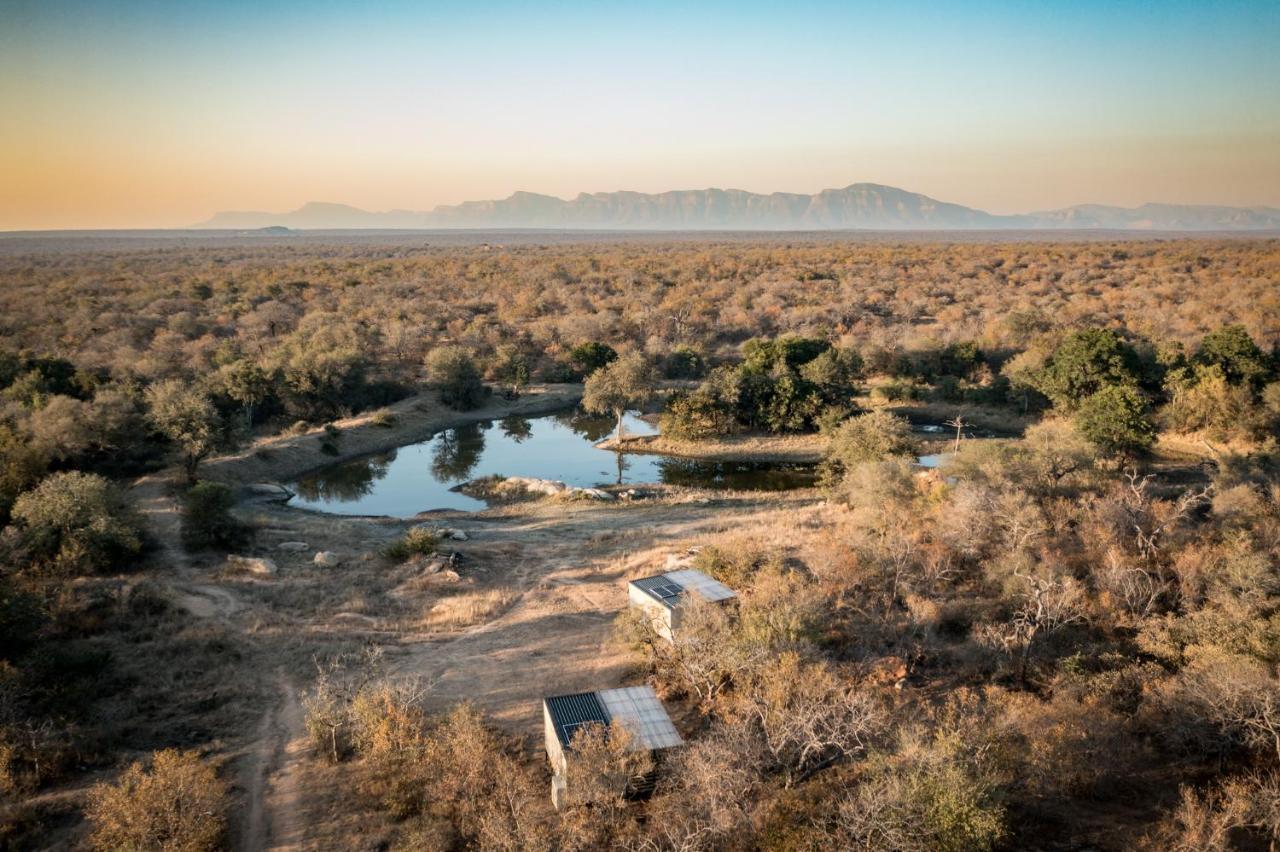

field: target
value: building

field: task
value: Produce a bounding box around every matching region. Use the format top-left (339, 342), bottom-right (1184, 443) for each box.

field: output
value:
top-left (627, 568), bottom-right (737, 641)
top-left (542, 685), bottom-right (683, 809)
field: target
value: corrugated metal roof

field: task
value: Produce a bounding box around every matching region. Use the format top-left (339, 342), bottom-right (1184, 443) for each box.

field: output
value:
top-left (663, 569), bottom-right (737, 603)
top-left (598, 686), bottom-right (684, 751)
top-left (544, 692), bottom-right (611, 750)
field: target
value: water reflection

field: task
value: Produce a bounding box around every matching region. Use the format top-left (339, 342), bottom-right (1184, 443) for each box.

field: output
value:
top-left (430, 421), bottom-right (485, 482)
top-left (656, 458), bottom-right (817, 491)
top-left (289, 409), bottom-right (810, 517)
top-left (499, 416), bottom-right (533, 443)
top-left (293, 451), bottom-right (395, 502)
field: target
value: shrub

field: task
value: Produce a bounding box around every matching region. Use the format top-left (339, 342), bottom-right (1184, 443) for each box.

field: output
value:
top-left (569, 341), bottom-right (619, 377)
top-left (182, 482), bottom-right (246, 550)
top-left (1074, 385), bottom-right (1156, 455)
top-left (1196, 324), bottom-right (1271, 389)
top-left (663, 345), bottom-right (706, 379)
top-left (1034, 328), bottom-right (1143, 410)
top-left (11, 472), bottom-right (142, 576)
top-left (822, 410), bottom-right (920, 485)
top-left (85, 749), bottom-right (227, 852)
top-left (384, 527), bottom-right (438, 562)
top-left (426, 346), bottom-right (486, 410)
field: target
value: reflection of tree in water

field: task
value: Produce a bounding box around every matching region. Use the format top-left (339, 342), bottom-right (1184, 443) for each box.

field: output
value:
top-left (654, 458), bottom-right (817, 491)
top-left (499, 416), bottom-right (533, 443)
top-left (430, 421), bottom-right (486, 482)
top-left (294, 451), bottom-right (395, 502)
top-left (554, 408), bottom-right (615, 443)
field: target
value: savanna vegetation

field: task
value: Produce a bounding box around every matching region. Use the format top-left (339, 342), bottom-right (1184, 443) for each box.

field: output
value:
top-left (0, 234), bottom-right (1276, 850)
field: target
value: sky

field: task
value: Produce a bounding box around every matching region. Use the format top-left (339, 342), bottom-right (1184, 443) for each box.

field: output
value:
top-left (1, 0), bottom-right (1278, 229)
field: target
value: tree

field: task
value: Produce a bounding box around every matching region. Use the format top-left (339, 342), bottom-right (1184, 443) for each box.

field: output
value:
top-left (1035, 328), bottom-right (1142, 410)
top-left (0, 424), bottom-right (48, 525)
top-left (1073, 384), bottom-right (1156, 456)
top-left (85, 749), bottom-right (227, 852)
top-left (426, 346), bottom-right (485, 410)
top-left (11, 471), bottom-right (142, 576)
top-left (182, 482), bottom-right (246, 550)
top-left (569, 341), bottom-right (618, 377)
top-left (214, 359), bottom-right (273, 428)
top-left (145, 380), bottom-right (220, 482)
top-left (492, 344), bottom-right (530, 397)
top-left (582, 352), bottom-right (656, 441)
top-left (822, 410), bottom-right (920, 486)
top-left (731, 653), bottom-right (884, 786)
top-left (1196, 325), bottom-right (1270, 389)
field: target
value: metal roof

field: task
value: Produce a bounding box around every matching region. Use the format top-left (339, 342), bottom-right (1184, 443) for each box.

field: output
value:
top-left (544, 686), bottom-right (683, 752)
top-left (630, 569), bottom-right (736, 609)
top-left (544, 692), bottom-right (611, 750)
top-left (632, 575), bottom-right (685, 609)
top-left (598, 686), bottom-right (684, 751)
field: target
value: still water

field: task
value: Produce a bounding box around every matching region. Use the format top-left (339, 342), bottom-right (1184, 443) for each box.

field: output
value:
top-left (288, 409), bottom-right (817, 516)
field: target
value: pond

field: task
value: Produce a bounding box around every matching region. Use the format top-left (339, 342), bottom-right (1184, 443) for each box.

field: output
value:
top-left (288, 409), bottom-right (817, 516)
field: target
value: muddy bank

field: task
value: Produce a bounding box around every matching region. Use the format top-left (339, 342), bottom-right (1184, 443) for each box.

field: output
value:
top-left (202, 384), bottom-right (584, 487)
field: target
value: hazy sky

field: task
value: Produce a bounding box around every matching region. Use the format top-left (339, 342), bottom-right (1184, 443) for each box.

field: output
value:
top-left (2, 0), bottom-right (1278, 229)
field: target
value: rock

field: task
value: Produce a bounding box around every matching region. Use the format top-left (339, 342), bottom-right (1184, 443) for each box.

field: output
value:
top-left (448, 529), bottom-right (469, 541)
top-left (242, 483), bottom-right (295, 503)
top-left (313, 551), bottom-right (342, 568)
top-left (277, 541), bottom-right (309, 552)
top-left (439, 569), bottom-right (461, 582)
top-left (574, 488), bottom-right (616, 501)
top-left (227, 555), bottom-right (278, 576)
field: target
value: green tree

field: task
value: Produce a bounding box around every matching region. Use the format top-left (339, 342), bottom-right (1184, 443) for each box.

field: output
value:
top-left (214, 359), bottom-right (273, 428)
top-left (425, 346), bottom-right (485, 410)
top-left (569, 341), bottom-right (618, 377)
top-left (1035, 328), bottom-right (1142, 410)
top-left (822, 410), bottom-right (920, 485)
top-left (492, 344), bottom-right (530, 397)
top-left (182, 482), bottom-right (246, 550)
top-left (1074, 385), bottom-right (1155, 455)
top-left (145, 380), bottom-right (220, 482)
top-left (11, 471), bottom-right (143, 576)
top-left (582, 352), bottom-right (657, 441)
top-left (1196, 324), bottom-right (1271, 389)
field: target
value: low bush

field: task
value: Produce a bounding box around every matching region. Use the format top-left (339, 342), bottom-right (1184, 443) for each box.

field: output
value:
top-left (85, 749), bottom-right (228, 852)
top-left (182, 481), bottom-right (247, 549)
top-left (383, 527), bottom-right (438, 562)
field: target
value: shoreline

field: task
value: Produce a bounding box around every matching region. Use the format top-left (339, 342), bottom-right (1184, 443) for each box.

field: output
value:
top-left (202, 384), bottom-right (585, 487)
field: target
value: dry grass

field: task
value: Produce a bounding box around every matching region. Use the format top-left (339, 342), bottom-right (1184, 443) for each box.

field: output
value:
top-left (420, 588), bottom-right (517, 629)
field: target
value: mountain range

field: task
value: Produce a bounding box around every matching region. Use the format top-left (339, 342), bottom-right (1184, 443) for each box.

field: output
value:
top-left (195, 184), bottom-right (1280, 231)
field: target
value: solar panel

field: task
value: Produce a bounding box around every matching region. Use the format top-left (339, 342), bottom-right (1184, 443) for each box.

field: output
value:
top-left (544, 692), bottom-right (611, 750)
top-left (631, 575), bottom-right (686, 609)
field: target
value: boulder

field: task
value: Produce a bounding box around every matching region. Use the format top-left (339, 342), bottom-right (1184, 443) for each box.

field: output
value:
top-left (227, 555), bottom-right (278, 576)
top-left (242, 483), bottom-right (295, 503)
top-left (313, 551), bottom-right (342, 568)
top-left (277, 541), bottom-right (309, 552)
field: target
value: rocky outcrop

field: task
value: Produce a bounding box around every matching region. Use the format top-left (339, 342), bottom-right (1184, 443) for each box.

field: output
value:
top-left (455, 476), bottom-right (616, 503)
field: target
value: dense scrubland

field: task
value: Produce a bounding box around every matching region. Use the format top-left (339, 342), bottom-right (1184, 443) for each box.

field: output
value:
top-left (0, 236), bottom-right (1278, 850)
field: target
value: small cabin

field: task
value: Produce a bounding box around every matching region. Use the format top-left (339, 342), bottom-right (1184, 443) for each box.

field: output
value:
top-left (542, 685), bottom-right (683, 809)
top-left (627, 568), bottom-right (737, 641)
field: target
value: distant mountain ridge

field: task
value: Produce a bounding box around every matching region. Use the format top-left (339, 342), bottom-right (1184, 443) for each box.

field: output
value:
top-left (196, 184), bottom-right (1280, 231)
